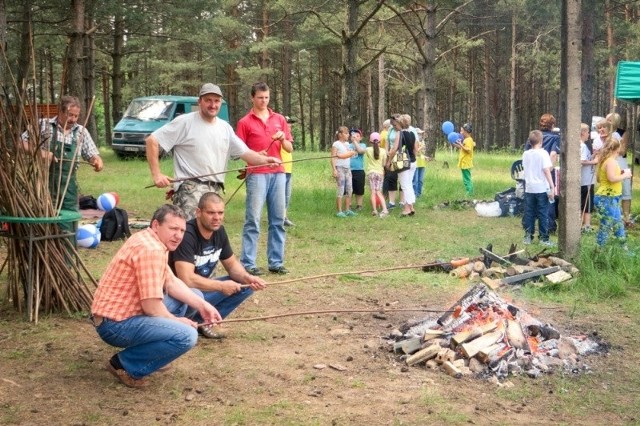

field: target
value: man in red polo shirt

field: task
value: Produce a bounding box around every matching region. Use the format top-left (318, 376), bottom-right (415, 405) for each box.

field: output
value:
top-left (236, 82), bottom-right (293, 275)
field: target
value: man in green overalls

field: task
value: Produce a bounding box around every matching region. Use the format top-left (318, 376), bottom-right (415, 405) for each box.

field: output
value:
top-left (23, 95), bottom-right (104, 231)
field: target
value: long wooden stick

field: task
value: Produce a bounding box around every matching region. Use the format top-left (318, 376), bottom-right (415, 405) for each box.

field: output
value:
top-left (144, 155), bottom-right (337, 189)
top-left (240, 263), bottom-right (428, 288)
top-left (198, 307), bottom-right (453, 326)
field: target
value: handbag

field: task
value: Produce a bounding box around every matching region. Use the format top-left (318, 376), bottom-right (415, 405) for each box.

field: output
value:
top-left (390, 132), bottom-right (410, 173)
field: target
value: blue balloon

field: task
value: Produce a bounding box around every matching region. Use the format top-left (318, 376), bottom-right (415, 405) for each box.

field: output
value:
top-left (441, 121), bottom-right (455, 135)
top-left (448, 132), bottom-right (461, 144)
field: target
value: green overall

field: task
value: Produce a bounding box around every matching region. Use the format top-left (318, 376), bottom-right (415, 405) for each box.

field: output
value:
top-left (49, 123), bottom-right (79, 232)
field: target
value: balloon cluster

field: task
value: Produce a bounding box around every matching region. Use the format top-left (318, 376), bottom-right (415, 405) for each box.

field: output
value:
top-left (441, 121), bottom-right (461, 144)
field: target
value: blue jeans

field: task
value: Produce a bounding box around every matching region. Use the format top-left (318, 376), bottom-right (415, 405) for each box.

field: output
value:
top-left (413, 167), bottom-right (425, 197)
top-left (185, 276), bottom-right (254, 321)
top-left (523, 192), bottom-right (550, 241)
top-left (95, 291), bottom-right (200, 379)
top-left (241, 173), bottom-right (286, 269)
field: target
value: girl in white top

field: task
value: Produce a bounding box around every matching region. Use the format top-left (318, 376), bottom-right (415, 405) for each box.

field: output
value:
top-left (331, 126), bottom-right (357, 217)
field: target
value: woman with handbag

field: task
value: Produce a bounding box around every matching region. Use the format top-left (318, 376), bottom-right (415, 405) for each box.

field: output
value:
top-left (387, 114), bottom-right (417, 217)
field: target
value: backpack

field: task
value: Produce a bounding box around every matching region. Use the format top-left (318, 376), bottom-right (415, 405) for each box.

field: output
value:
top-left (100, 208), bottom-right (131, 241)
top-left (79, 195), bottom-right (98, 210)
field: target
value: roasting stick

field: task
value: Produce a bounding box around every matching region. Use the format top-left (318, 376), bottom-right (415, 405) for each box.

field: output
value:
top-left (239, 263), bottom-right (428, 288)
top-left (197, 307), bottom-right (454, 327)
top-left (239, 248), bottom-right (524, 289)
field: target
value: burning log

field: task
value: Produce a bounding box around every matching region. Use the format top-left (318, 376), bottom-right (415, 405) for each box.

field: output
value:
top-left (437, 284), bottom-right (487, 327)
top-left (476, 343), bottom-right (508, 363)
top-left (506, 319), bottom-right (530, 353)
top-left (460, 330), bottom-right (504, 358)
top-left (406, 343), bottom-right (441, 366)
top-left (451, 321), bottom-right (499, 347)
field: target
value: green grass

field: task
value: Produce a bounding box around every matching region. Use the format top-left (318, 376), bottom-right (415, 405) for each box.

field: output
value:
top-left (4, 146), bottom-right (640, 424)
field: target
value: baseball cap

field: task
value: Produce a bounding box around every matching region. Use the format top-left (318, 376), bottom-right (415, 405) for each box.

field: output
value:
top-left (349, 128), bottom-right (362, 135)
top-left (369, 132), bottom-right (380, 142)
top-left (199, 83), bottom-right (223, 98)
top-left (462, 123), bottom-right (473, 133)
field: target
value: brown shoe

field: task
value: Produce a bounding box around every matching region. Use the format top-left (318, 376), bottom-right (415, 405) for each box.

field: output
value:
top-left (198, 324), bottom-right (227, 339)
top-left (106, 361), bottom-right (149, 388)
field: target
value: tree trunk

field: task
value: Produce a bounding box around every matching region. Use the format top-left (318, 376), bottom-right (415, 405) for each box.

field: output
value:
top-left (581, 0), bottom-right (595, 123)
top-left (377, 53), bottom-right (385, 129)
top-left (102, 65), bottom-right (111, 146)
top-left (84, 1), bottom-right (97, 141)
top-left (296, 50), bottom-right (305, 150)
top-left (422, 1), bottom-right (437, 160)
top-left (341, 0), bottom-right (359, 126)
top-left (111, 12), bottom-right (124, 124)
top-left (559, 0), bottom-right (582, 260)
top-left (0, 0), bottom-right (5, 98)
top-left (65, 0), bottom-right (86, 104)
top-left (509, 13), bottom-right (517, 150)
top-left (605, 0), bottom-right (614, 111)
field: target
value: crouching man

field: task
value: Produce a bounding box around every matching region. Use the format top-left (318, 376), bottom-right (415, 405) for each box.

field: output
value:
top-left (170, 192), bottom-right (267, 338)
top-left (91, 204), bottom-right (221, 388)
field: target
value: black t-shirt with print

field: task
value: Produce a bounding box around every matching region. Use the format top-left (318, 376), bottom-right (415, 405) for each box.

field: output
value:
top-left (169, 219), bottom-right (233, 279)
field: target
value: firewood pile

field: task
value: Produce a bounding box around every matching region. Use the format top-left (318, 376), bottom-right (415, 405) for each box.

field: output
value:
top-left (425, 245), bottom-right (579, 287)
top-left (389, 283), bottom-right (604, 381)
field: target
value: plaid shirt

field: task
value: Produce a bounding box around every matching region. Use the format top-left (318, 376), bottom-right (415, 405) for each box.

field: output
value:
top-left (22, 117), bottom-right (100, 161)
top-left (91, 228), bottom-right (172, 321)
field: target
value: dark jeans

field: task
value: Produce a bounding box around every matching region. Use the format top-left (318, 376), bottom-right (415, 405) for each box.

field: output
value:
top-left (523, 192), bottom-right (550, 241)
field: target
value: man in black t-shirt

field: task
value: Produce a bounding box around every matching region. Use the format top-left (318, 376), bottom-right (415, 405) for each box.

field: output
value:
top-left (170, 192), bottom-right (266, 338)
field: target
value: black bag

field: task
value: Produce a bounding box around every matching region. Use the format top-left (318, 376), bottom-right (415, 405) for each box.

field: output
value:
top-left (79, 195), bottom-right (98, 210)
top-left (495, 188), bottom-right (523, 217)
top-left (100, 208), bottom-right (131, 241)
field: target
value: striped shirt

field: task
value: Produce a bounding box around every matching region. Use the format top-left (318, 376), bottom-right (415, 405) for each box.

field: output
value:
top-left (23, 118), bottom-right (100, 160)
top-left (91, 228), bottom-right (171, 321)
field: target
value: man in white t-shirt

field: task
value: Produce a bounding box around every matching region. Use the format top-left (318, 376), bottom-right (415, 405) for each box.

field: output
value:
top-left (146, 83), bottom-right (281, 219)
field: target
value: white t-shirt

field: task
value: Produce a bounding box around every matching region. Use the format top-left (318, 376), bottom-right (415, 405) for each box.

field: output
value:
top-left (152, 112), bottom-right (248, 188)
top-left (580, 142), bottom-right (596, 186)
top-left (332, 140), bottom-right (352, 168)
top-left (523, 147), bottom-right (553, 194)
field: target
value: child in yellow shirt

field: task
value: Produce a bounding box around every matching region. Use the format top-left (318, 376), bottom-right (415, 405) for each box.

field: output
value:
top-left (454, 123), bottom-right (475, 196)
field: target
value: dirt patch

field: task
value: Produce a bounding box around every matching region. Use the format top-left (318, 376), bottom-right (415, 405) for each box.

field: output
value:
top-left (1, 270), bottom-right (637, 425)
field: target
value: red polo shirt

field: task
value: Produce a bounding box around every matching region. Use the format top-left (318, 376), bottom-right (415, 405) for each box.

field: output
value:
top-left (236, 108), bottom-right (291, 174)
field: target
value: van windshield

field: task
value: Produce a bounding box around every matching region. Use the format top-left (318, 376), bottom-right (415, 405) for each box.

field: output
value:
top-left (123, 100), bottom-right (175, 120)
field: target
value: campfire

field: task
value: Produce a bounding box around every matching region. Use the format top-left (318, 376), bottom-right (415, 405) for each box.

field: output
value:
top-left (389, 283), bottom-right (604, 381)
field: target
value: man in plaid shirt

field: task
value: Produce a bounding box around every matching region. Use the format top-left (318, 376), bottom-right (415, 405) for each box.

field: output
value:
top-left (91, 204), bottom-right (221, 388)
top-left (22, 96), bottom-right (103, 218)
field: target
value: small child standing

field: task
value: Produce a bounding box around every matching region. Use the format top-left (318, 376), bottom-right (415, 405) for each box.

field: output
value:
top-left (364, 132), bottom-right (389, 217)
top-left (522, 130), bottom-right (555, 246)
top-left (594, 138), bottom-right (633, 247)
top-left (331, 126), bottom-right (357, 217)
top-left (454, 123), bottom-right (475, 196)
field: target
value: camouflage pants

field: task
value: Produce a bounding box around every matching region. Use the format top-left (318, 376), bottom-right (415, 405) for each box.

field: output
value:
top-left (173, 180), bottom-right (224, 220)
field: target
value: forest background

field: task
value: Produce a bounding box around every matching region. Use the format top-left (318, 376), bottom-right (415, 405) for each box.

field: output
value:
top-left (2, 0), bottom-right (640, 158)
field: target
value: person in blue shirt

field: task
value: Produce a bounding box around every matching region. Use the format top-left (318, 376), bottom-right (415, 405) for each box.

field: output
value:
top-left (348, 128), bottom-right (367, 211)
